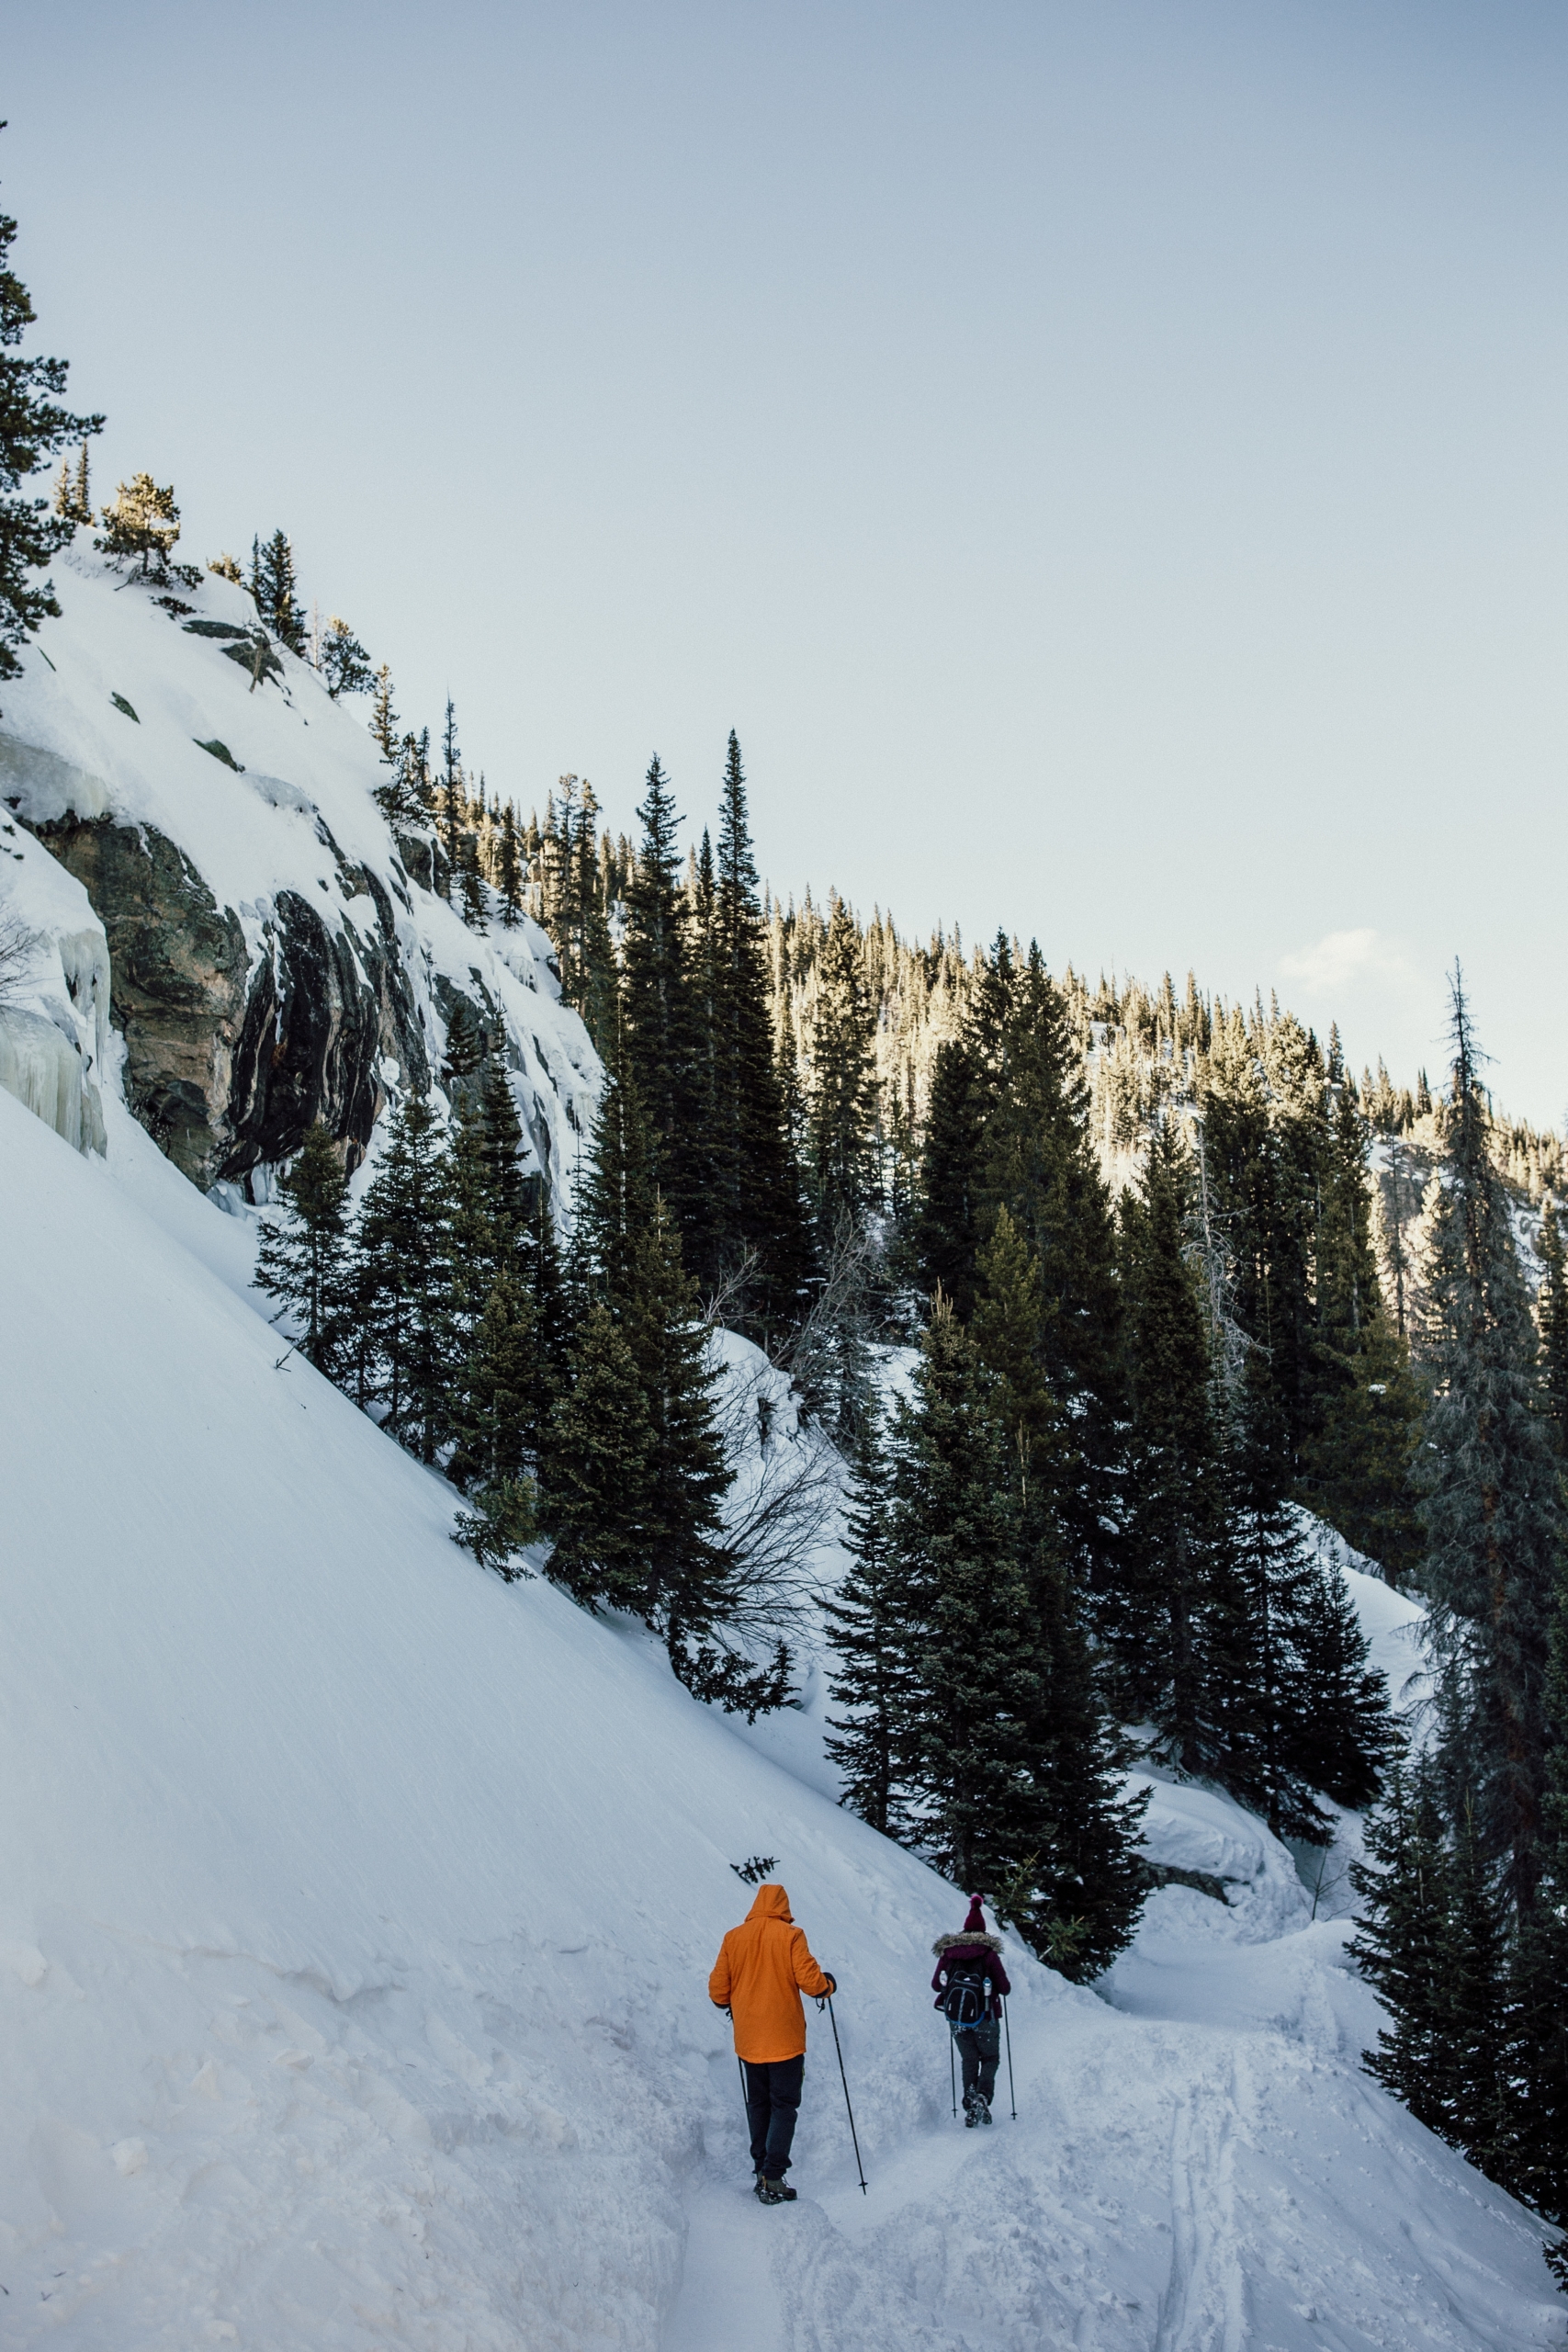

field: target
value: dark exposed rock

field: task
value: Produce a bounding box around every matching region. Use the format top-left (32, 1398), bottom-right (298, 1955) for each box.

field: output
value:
top-left (31, 814), bottom-right (428, 1191)
top-left (1138, 1860), bottom-right (1234, 1905)
top-left (226, 871), bottom-right (427, 1185)
top-left (393, 826), bottom-right (439, 895)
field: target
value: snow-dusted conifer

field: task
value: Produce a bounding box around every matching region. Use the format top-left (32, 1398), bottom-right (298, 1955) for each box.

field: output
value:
top-left (253, 1121), bottom-right (349, 1373)
top-left (823, 1401), bottom-right (905, 1836)
top-left (1419, 971), bottom-right (1561, 1908)
top-left (0, 151), bottom-right (102, 684)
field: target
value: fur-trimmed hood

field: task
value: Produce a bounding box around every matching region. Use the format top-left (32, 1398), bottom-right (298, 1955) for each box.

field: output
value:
top-left (931, 1930), bottom-right (1002, 1957)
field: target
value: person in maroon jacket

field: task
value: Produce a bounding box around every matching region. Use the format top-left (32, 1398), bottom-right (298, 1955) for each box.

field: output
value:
top-left (931, 1894), bottom-right (1010, 2125)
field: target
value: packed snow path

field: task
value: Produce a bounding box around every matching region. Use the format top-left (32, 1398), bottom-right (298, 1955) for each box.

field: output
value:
top-left (0, 1085), bottom-right (1560, 2350)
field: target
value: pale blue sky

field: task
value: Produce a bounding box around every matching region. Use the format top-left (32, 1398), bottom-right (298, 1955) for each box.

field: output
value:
top-left (7, 2), bottom-right (1566, 1119)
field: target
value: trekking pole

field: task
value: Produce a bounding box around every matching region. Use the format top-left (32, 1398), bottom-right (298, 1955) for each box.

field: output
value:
top-left (825, 1995), bottom-right (867, 2193)
top-left (949, 2028), bottom-right (956, 2118)
top-left (1002, 1996), bottom-right (1016, 2121)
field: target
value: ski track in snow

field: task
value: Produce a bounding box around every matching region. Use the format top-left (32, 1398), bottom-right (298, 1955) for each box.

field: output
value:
top-left (1, 1082), bottom-right (1565, 2346)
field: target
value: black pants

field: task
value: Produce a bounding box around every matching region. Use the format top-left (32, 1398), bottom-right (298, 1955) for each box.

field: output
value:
top-left (743, 2055), bottom-right (805, 2177)
top-left (953, 2018), bottom-right (1000, 2105)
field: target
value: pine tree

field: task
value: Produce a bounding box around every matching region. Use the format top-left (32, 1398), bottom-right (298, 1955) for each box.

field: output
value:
top-left (1114, 1120), bottom-right (1238, 1770)
top-left (707, 731), bottom-right (813, 1334)
top-left (1226, 1354), bottom-right (1327, 1839)
top-left (0, 147), bottom-right (103, 684)
top-left (1443, 1796), bottom-right (1514, 2178)
top-left (912, 1035), bottom-right (987, 1317)
top-left (1350, 1754), bottom-right (1459, 2137)
top-left (368, 664), bottom-right (399, 760)
top-left (447, 1269), bottom-right (540, 1500)
top-left (1012, 1545), bottom-right (1151, 1982)
top-left (458, 826), bottom-right (488, 930)
top-left (970, 1205), bottom-right (1055, 1515)
top-left (495, 799), bottom-right (525, 928)
top-left (980, 942), bottom-right (1124, 1622)
top-left (1282, 1557), bottom-right (1393, 1811)
top-left (72, 440), bottom-right (91, 525)
top-left (823, 1401), bottom-right (905, 1834)
top-left (1539, 1197), bottom-right (1568, 1459)
top-left (354, 1090), bottom-right (455, 1463)
top-left (250, 529), bottom-right (307, 650)
top-left (621, 755), bottom-right (705, 1251)
top-left (253, 1122), bottom-right (349, 1372)
top-left (1297, 1080), bottom-right (1424, 1581)
top-left (375, 729), bottom-right (432, 832)
top-left (1419, 972), bottom-right (1561, 1910)
top-left (807, 894), bottom-right (877, 1238)
top-left (882, 1299), bottom-right (1048, 1893)
top-left (442, 997), bottom-right (487, 1094)
top-left (540, 1302), bottom-right (655, 1605)
top-left (1508, 1546), bottom-right (1568, 2240)
top-left (318, 615), bottom-right (374, 698)
top-left (97, 473), bottom-right (181, 576)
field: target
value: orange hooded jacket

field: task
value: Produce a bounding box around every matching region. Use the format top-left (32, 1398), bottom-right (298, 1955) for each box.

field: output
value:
top-left (708, 1884), bottom-right (833, 2064)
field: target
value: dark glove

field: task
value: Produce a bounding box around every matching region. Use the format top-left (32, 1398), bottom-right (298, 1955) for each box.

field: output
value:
top-left (823, 1973), bottom-right (837, 1996)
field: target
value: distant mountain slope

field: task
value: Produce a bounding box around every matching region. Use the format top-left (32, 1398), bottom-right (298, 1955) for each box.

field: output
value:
top-left (0, 1067), bottom-right (1557, 2346)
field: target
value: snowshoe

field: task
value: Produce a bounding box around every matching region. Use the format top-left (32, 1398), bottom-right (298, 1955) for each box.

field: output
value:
top-left (756, 2175), bottom-right (796, 2204)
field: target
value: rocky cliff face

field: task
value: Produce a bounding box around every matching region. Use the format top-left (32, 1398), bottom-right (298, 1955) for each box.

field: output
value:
top-left (0, 538), bottom-right (600, 1203)
top-left (33, 813), bottom-right (430, 1188)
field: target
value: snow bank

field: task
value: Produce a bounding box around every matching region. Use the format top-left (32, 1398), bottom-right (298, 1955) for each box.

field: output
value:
top-left (1, 1088), bottom-right (1561, 2346)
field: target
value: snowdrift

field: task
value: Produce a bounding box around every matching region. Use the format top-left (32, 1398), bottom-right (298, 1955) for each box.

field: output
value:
top-left (0, 1088), bottom-right (1560, 2348)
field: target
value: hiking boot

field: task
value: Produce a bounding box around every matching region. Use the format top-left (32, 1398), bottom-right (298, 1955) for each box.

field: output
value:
top-left (963, 2089), bottom-right (984, 2127)
top-left (756, 2175), bottom-right (796, 2204)
top-left (978, 2096), bottom-right (993, 2126)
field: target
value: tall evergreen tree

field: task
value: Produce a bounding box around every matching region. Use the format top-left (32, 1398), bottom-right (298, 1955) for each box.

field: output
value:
top-left (1297, 1080), bottom-right (1424, 1581)
top-left (368, 664), bottom-right (399, 761)
top-left (1350, 1754), bottom-right (1461, 2138)
top-left (541, 1301), bottom-right (655, 1604)
top-left (823, 1401), bottom-right (905, 1835)
top-left (1114, 1119), bottom-right (1238, 1771)
top-left (354, 1090), bottom-right (455, 1463)
top-left (881, 1300), bottom-right (1050, 1893)
top-left (496, 799), bottom-right (525, 929)
top-left (807, 893), bottom-right (878, 1239)
top-left (253, 1121), bottom-right (350, 1372)
top-left (621, 755), bottom-right (705, 1250)
top-left (980, 942), bottom-right (1124, 1619)
top-left (1419, 973), bottom-right (1561, 1910)
top-left (911, 1035), bottom-right (987, 1317)
top-left (707, 732), bottom-right (813, 1334)
top-left (1538, 1197), bottom-right (1568, 1459)
top-left (250, 529), bottom-right (307, 650)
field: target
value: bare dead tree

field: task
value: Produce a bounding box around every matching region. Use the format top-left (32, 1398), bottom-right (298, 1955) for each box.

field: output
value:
top-left (705, 1336), bottom-right (843, 1642)
top-left (0, 908), bottom-right (39, 1012)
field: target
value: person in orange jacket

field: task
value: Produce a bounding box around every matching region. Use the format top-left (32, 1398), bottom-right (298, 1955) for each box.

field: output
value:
top-left (709, 1883), bottom-right (836, 2204)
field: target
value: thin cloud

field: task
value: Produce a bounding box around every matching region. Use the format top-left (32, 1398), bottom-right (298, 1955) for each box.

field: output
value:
top-left (1278, 928), bottom-right (1419, 999)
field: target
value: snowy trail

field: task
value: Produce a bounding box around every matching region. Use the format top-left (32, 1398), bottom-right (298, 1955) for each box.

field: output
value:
top-left (664, 2175), bottom-right (787, 2352)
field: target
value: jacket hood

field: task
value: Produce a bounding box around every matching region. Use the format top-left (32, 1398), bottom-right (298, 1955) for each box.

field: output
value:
top-left (931, 1931), bottom-right (1002, 1956)
top-left (748, 1883), bottom-right (794, 1924)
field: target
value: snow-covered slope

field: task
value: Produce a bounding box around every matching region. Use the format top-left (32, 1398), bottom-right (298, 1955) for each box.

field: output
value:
top-left (0, 536), bottom-right (597, 1203)
top-left (0, 1080), bottom-right (1561, 2346)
